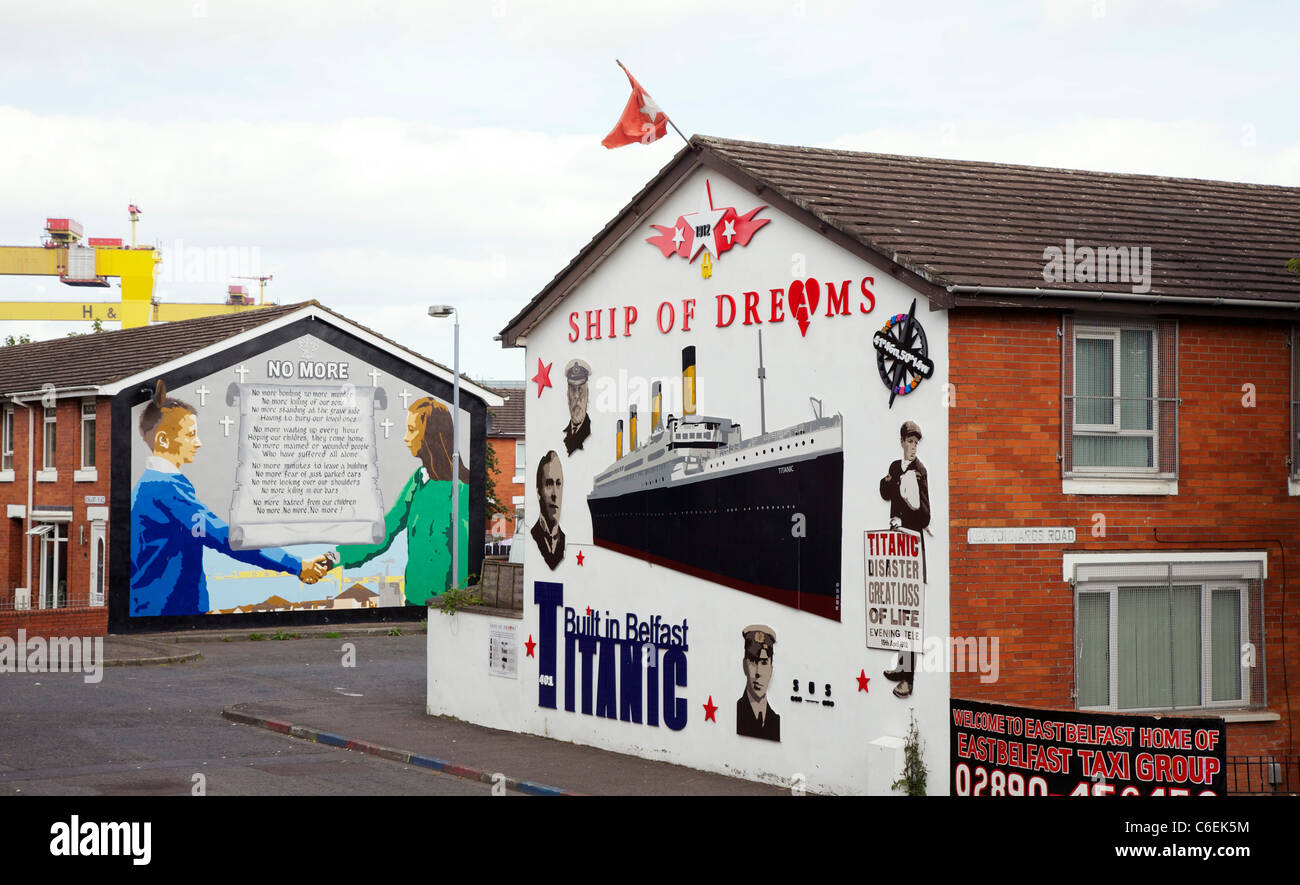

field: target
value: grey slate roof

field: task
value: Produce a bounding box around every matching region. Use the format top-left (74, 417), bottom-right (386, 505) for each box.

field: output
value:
top-left (486, 384), bottom-right (525, 437)
top-left (0, 303), bottom-right (306, 394)
top-left (0, 301), bottom-right (492, 401)
top-left (697, 135), bottom-right (1300, 303)
top-left (500, 135), bottom-right (1300, 344)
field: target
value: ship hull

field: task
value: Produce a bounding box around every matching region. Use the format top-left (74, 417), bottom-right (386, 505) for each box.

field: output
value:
top-left (589, 450), bottom-right (843, 620)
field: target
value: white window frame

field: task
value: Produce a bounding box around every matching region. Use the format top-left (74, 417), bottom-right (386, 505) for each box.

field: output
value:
top-left (36, 521), bottom-right (69, 609)
top-left (43, 406), bottom-right (56, 469)
top-left (37, 405), bottom-right (58, 482)
top-left (1077, 581), bottom-right (1249, 713)
top-left (1071, 323), bottom-right (1159, 475)
top-left (513, 439), bottom-right (526, 483)
top-left (0, 405), bottom-right (14, 480)
top-left (80, 399), bottom-right (96, 470)
top-left (1068, 551), bottom-right (1264, 714)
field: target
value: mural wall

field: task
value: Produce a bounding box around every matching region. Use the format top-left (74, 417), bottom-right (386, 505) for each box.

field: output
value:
top-left (125, 333), bottom-right (472, 618)
top-left (429, 168), bottom-right (951, 794)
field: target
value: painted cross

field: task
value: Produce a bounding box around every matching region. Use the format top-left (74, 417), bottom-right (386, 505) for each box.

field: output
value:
top-left (380, 418), bottom-right (394, 439)
top-left (219, 415), bottom-right (235, 437)
top-left (368, 368), bottom-right (382, 386)
top-left (194, 384), bottom-right (211, 406)
top-left (399, 388), bottom-right (413, 409)
top-left (234, 364), bottom-right (249, 383)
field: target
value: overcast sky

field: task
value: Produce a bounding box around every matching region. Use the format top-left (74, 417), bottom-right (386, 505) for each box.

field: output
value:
top-left (1, 0), bottom-right (1295, 380)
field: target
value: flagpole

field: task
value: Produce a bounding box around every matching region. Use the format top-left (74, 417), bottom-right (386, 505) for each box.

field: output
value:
top-left (615, 59), bottom-right (690, 147)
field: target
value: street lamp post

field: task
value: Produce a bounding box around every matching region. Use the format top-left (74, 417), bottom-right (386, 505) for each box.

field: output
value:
top-left (428, 304), bottom-right (460, 591)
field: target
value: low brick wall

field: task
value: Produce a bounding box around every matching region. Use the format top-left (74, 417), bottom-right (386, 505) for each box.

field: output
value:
top-left (0, 606), bottom-right (108, 640)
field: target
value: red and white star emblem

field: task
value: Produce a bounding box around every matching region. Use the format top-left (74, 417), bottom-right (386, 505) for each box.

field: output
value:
top-left (646, 179), bottom-right (770, 265)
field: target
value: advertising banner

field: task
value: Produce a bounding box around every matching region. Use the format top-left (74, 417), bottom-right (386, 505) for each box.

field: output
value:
top-left (951, 698), bottom-right (1226, 796)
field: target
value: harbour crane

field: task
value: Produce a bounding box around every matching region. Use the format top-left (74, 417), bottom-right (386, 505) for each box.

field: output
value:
top-left (0, 208), bottom-right (272, 329)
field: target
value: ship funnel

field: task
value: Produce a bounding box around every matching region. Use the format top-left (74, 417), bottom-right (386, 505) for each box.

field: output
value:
top-left (682, 346), bottom-right (697, 416)
top-left (629, 404), bottom-right (638, 451)
top-left (616, 419), bottom-right (624, 460)
top-left (651, 381), bottom-right (662, 431)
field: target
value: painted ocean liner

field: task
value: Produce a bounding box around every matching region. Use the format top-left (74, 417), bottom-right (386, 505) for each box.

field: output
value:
top-left (587, 345), bottom-right (843, 620)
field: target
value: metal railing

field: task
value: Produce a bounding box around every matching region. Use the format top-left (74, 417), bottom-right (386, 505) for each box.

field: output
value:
top-left (0, 592), bottom-right (101, 611)
top-left (1226, 756), bottom-right (1300, 794)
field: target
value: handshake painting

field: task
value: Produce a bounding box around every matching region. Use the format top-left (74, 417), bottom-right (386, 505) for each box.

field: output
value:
top-left (130, 379), bottom-right (468, 618)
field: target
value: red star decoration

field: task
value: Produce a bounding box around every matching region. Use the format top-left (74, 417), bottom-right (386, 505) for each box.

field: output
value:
top-left (856, 669), bottom-right (870, 692)
top-left (576, 550), bottom-right (585, 566)
top-left (585, 605), bottom-right (592, 616)
top-left (532, 358), bottom-right (553, 398)
top-left (525, 635), bottom-right (536, 658)
top-left (703, 695), bottom-right (717, 722)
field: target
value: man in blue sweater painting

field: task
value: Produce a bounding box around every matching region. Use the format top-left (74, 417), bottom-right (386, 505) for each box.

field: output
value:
top-left (131, 381), bottom-right (329, 617)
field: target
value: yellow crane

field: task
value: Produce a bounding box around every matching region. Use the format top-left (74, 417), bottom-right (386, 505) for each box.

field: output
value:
top-left (0, 209), bottom-right (272, 329)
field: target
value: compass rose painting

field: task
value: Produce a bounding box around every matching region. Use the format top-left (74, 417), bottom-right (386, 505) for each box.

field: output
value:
top-left (872, 298), bottom-right (935, 407)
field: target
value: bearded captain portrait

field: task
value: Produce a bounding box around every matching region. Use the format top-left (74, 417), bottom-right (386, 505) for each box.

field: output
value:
top-left (562, 359), bottom-right (592, 455)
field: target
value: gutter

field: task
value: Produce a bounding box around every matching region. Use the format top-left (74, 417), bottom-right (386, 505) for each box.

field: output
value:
top-left (1, 385), bottom-right (101, 400)
top-left (946, 284), bottom-right (1300, 311)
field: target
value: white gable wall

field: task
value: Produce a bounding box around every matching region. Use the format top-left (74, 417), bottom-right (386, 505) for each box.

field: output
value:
top-left (429, 167), bottom-right (950, 794)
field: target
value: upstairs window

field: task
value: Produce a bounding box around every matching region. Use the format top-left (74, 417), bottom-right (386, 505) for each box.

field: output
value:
top-left (2, 406), bottom-right (13, 472)
top-left (1063, 317), bottom-right (1178, 480)
top-left (43, 406), bottom-right (57, 471)
top-left (81, 401), bottom-right (96, 469)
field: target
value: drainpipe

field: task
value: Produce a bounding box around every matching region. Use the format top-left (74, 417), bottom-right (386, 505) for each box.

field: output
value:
top-left (14, 397), bottom-right (35, 601)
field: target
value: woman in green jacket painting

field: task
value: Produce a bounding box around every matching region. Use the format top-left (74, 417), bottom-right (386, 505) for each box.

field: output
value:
top-left (337, 397), bottom-right (469, 604)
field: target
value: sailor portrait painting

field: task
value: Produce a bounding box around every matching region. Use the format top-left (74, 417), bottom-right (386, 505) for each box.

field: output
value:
top-left (736, 624), bottom-right (781, 741)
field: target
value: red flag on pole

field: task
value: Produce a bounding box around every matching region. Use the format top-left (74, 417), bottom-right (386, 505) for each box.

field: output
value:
top-left (602, 62), bottom-right (670, 149)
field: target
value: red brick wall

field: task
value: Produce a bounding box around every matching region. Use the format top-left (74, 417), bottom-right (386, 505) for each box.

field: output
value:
top-left (0, 605), bottom-right (107, 639)
top-left (0, 398), bottom-right (112, 611)
top-left (486, 436), bottom-right (524, 537)
top-left (949, 310), bottom-right (1299, 764)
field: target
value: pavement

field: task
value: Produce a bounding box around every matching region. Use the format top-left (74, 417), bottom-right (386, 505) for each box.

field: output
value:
top-left (102, 625), bottom-right (788, 796)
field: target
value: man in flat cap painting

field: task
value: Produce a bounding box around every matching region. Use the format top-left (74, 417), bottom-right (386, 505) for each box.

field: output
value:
top-left (737, 624), bottom-right (780, 742)
top-left (880, 420), bottom-right (930, 699)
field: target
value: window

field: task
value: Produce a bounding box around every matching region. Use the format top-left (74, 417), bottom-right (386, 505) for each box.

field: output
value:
top-left (43, 406), bottom-right (56, 470)
top-left (32, 522), bottom-right (69, 609)
top-left (515, 439), bottom-right (526, 471)
top-left (1063, 317), bottom-right (1178, 483)
top-left (81, 400), bottom-right (96, 469)
top-left (1071, 555), bottom-right (1264, 712)
top-left (1, 406), bottom-right (13, 472)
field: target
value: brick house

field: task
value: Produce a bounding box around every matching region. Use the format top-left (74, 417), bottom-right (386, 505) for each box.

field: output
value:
top-left (1, 301), bottom-right (499, 638)
top-left (685, 137), bottom-right (1300, 785)
top-left (484, 382), bottom-right (525, 544)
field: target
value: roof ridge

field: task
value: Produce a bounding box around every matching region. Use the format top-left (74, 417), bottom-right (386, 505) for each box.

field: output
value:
top-left (692, 134), bottom-right (1300, 192)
